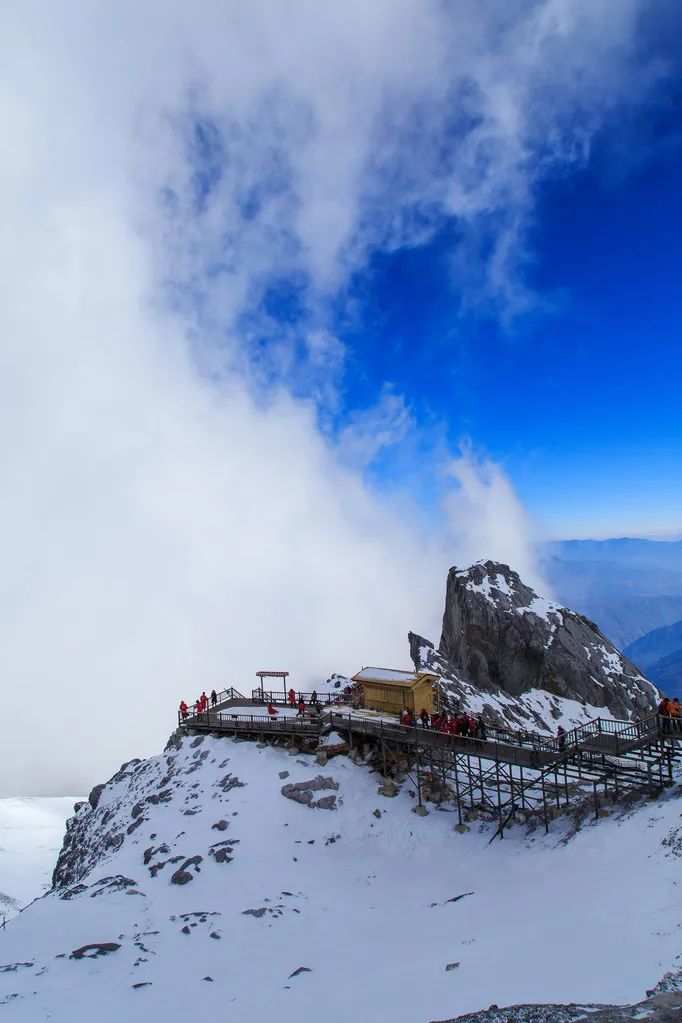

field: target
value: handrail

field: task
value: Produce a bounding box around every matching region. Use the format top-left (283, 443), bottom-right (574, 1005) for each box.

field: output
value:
top-left (251, 689), bottom-right (346, 706)
top-left (178, 696), bottom-right (680, 765)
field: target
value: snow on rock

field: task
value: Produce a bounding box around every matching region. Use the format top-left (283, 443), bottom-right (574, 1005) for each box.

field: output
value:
top-left (412, 560), bottom-right (659, 729)
top-left (0, 730), bottom-right (681, 1023)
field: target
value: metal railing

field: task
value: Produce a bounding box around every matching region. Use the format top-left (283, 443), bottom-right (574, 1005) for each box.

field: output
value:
top-left (250, 689), bottom-right (348, 707)
top-left (178, 692), bottom-right (680, 768)
top-left (182, 707), bottom-right (323, 735)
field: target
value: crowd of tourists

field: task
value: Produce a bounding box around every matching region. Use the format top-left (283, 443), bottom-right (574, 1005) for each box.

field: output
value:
top-left (266, 689), bottom-right (324, 719)
top-left (658, 696), bottom-right (682, 732)
top-left (178, 689), bottom-right (218, 720)
top-left (398, 707), bottom-right (487, 740)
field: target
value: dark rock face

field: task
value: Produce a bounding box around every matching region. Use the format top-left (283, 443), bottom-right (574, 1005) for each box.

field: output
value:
top-left (170, 856), bottom-right (202, 885)
top-left (433, 561), bottom-right (658, 721)
top-left (433, 989), bottom-right (682, 1022)
top-left (87, 784), bottom-right (105, 810)
top-left (69, 942), bottom-right (120, 960)
top-left (281, 776), bottom-right (339, 810)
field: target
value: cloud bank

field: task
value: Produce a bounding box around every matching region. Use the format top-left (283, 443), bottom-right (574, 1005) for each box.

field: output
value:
top-left (0, 1), bottom-right (666, 793)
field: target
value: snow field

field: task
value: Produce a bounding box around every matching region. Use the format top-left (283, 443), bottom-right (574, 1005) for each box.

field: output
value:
top-left (0, 797), bottom-right (78, 919)
top-left (0, 733), bottom-right (680, 1023)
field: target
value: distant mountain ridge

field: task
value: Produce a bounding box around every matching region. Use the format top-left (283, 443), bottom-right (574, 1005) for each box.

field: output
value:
top-left (542, 537), bottom-right (682, 648)
top-left (624, 619), bottom-right (682, 696)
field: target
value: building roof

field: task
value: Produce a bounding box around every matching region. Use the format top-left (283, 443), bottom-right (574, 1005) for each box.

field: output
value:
top-left (351, 667), bottom-right (439, 688)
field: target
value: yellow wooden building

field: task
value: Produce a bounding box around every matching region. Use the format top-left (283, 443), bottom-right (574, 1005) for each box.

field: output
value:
top-left (351, 667), bottom-right (439, 716)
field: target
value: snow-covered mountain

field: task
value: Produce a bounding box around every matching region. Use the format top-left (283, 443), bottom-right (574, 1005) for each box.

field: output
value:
top-left (0, 728), bottom-right (680, 1022)
top-left (410, 561), bottom-right (659, 733)
top-left (0, 798), bottom-right (78, 921)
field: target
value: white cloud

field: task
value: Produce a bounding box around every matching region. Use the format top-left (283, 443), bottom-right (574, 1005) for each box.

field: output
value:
top-left (0, 0), bottom-right (665, 793)
top-left (337, 388), bottom-right (415, 469)
top-left (441, 447), bottom-right (550, 595)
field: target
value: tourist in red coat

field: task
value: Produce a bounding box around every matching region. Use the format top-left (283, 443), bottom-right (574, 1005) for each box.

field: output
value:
top-left (289, 688), bottom-right (296, 708)
top-left (267, 702), bottom-right (278, 716)
top-left (179, 700), bottom-right (188, 720)
top-left (297, 698), bottom-right (306, 717)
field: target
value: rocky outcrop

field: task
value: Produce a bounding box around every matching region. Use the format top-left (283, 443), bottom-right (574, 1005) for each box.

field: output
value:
top-left (434, 988), bottom-right (682, 1022)
top-left (412, 561), bottom-right (659, 727)
top-left (280, 776), bottom-right (339, 809)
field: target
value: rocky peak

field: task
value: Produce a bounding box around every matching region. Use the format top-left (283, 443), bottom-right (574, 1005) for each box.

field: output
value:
top-left (433, 560), bottom-right (658, 721)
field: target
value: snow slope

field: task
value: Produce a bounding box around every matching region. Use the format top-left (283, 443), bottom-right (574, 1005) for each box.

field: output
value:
top-left (0, 798), bottom-right (77, 920)
top-left (0, 734), bottom-right (680, 1022)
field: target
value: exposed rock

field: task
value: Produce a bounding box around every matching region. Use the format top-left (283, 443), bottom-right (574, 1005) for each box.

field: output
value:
top-left (88, 784), bottom-right (105, 810)
top-left (314, 795), bottom-right (337, 810)
top-left (211, 820), bottom-right (229, 831)
top-left (413, 805), bottom-right (429, 817)
top-left (378, 781), bottom-right (398, 798)
top-left (69, 942), bottom-right (121, 960)
top-left (216, 773), bottom-right (246, 793)
top-left (283, 788), bottom-right (313, 806)
top-left (279, 771), bottom-right (289, 779)
top-left (412, 560), bottom-right (659, 729)
top-left (432, 990), bottom-right (682, 1022)
top-left (170, 856), bottom-right (202, 885)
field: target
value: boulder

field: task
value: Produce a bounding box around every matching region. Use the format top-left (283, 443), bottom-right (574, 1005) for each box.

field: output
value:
top-left (70, 942), bottom-right (120, 960)
top-left (378, 781), bottom-right (398, 798)
top-left (170, 855), bottom-right (203, 885)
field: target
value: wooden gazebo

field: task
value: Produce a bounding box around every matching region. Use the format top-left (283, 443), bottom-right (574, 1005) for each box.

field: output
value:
top-left (255, 669), bottom-right (290, 700)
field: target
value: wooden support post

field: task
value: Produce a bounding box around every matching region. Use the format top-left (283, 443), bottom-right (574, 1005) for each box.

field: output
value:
top-left (453, 754), bottom-right (463, 826)
top-left (554, 767), bottom-right (560, 810)
top-left (467, 755), bottom-right (475, 809)
top-left (519, 764), bottom-right (526, 810)
top-left (541, 771), bottom-right (549, 834)
top-left (478, 758), bottom-right (485, 806)
top-left (563, 763), bottom-right (569, 807)
top-left (416, 748), bottom-right (422, 807)
top-left (495, 760), bottom-right (503, 836)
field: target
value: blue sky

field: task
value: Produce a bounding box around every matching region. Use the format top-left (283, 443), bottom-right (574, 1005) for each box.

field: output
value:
top-left (319, 87), bottom-right (682, 539)
top-left (133, 2), bottom-right (682, 544)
